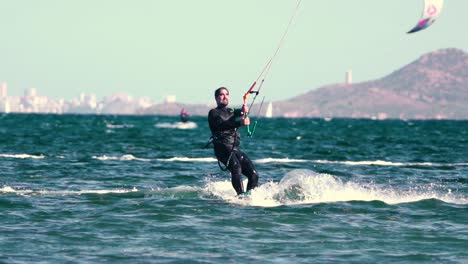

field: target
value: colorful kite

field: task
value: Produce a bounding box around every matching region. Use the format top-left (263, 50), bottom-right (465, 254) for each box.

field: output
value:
top-left (407, 0), bottom-right (444, 33)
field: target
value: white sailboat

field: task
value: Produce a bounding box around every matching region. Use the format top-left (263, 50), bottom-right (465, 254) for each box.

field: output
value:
top-left (265, 102), bottom-right (273, 118)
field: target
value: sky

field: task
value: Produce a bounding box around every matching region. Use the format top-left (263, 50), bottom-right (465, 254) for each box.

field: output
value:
top-left (1, 0), bottom-right (467, 105)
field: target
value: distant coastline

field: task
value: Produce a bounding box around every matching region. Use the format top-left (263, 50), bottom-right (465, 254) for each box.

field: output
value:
top-left (1, 48), bottom-right (467, 120)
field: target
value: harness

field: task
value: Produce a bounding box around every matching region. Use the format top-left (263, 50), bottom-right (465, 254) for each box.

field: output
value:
top-left (204, 129), bottom-right (238, 171)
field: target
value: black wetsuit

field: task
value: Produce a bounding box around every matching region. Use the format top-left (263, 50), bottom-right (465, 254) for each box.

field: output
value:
top-left (208, 106), bottom-right (259, 195)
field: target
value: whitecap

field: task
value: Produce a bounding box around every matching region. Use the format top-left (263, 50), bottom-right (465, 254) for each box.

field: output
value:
top-left (312, 159), bottom-right (468, 167)
top-left (0, 153), bottom-right (45, 159)
top-left (204, 169), bottom-right (468, 207)
top-left (157, 157), bottom-right (217, 162)
top-left (155, 122), bottom-right (197, 129)
top-left (1, 186), bottom-right (138, 196)
top-left (105, 123), bottom-right (134, 129)
top-left (92, 154), bottom-right (150, 161)
top-left (255, 157), bottom-right (308, 163)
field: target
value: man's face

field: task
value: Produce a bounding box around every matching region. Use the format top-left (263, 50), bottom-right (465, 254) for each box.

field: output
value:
top-left (216, 88), bottom-right (229, 107)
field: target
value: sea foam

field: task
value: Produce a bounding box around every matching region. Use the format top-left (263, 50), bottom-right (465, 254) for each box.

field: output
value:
top-left (205, 169), bottom-right (467, 207)
top-left (0, 153), bottom-right (45, 159)
top-left (92, 154), bottom-right (150, 161)
top-left (0, 186), bottom-right (138, 196)
top-left (155, 122), bottom-right (198, 129)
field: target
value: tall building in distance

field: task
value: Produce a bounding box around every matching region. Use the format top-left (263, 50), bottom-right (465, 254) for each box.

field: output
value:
top-left (24, 87), bottom-right (37, 97)
top-left (164, 95), bottom-right (176, 103)
top-left (0, 82), bottom-right (7, 98)
top-left (80, 93), bottom-right (97, 109)
top-left (345, 70), bottom-right (353, 85)
top-left (0, 82), bottom-right (10, 113)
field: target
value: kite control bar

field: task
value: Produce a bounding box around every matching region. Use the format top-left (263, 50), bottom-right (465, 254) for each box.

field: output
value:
top-left (242, 81), bottom-right (263, 137)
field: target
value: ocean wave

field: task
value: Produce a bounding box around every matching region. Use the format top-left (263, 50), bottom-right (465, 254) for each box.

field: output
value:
top-left (0, 153), bottom-right (45, 159)
top-left (3, 152), bottom-right (465, 168)
top-left (105, 123), bottom-right (134, 129)
top-left (155, 122), bottom-right (197, 129)
top-left (91, 155), bottom-right (216, 162)
top-left (156, 157), bottom-right (467, 167)
top-left (312, 159), bottom-right (468, 167)
top-left (0, 186), bottom-right (138, 196)
top-left (92, 154), bottom-right (150, 161)
top-left (255, 158), bottom-right (308, 163)
top-left (204, 169), bottom-right (467, 207)
top-left (156, 157), bottom-right (217, 162)
top-left (255, 158), bottom-right (468, 167)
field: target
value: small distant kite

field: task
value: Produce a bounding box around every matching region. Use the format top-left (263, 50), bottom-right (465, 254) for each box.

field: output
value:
top-left (407, 0), bottom-right (444, 33)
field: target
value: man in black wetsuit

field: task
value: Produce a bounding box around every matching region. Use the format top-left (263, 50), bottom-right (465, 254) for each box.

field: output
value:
top-left (208, 87), bottom-right (259, 195)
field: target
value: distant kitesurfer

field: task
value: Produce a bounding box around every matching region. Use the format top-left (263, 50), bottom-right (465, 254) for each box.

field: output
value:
top-left (208, 87), bottom-right (259, 195)
top-left (180, 108), bottom-right (189, 123)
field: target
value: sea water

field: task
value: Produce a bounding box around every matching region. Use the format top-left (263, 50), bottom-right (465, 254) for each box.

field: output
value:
top-left (1, 114), bottom-right (467, 263)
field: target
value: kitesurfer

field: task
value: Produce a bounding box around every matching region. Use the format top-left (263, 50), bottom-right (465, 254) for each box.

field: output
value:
top-left (180, 108), bottom-right (189, 123)
top-left (208, 87), bottom-right (259, 195)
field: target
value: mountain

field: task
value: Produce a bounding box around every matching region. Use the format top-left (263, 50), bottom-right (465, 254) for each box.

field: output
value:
top-left (273, 48), bottom-right (468, 119)
top-left (140, 48), bottom-right (468, 119)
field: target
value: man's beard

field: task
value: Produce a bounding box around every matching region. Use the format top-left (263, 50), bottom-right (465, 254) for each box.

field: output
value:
top-left (218, 100), bottom-right (228, 107)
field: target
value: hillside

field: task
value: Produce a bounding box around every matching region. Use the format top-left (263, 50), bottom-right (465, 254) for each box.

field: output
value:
top-left (274, 48), bottom-right (468, 119)
top-left (141, 48), bottom-right (468, 119)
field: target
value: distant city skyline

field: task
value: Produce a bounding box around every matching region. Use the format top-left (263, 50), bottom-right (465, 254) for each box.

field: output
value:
top-left (1, 1), bottom-right (467, 104)
top-left (0, 82), bottom-right (166, 115)
top-left (0, 81), bottom-right (180, 104)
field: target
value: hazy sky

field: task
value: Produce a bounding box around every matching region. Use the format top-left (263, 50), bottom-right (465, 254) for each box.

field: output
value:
top-left (1, 0), bottom-right (467, 104)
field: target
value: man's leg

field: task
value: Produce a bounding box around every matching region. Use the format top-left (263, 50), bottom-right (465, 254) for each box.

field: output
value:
top-left (227, 153), bottom-right (244, 195)
top-left (238, 151), bottom-right (259, 192)
top-left (215, 146), bottom-right (244, 195)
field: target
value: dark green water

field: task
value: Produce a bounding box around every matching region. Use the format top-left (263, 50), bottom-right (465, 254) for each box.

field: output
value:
top-left (1, 114), bottom-right (467, 263)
